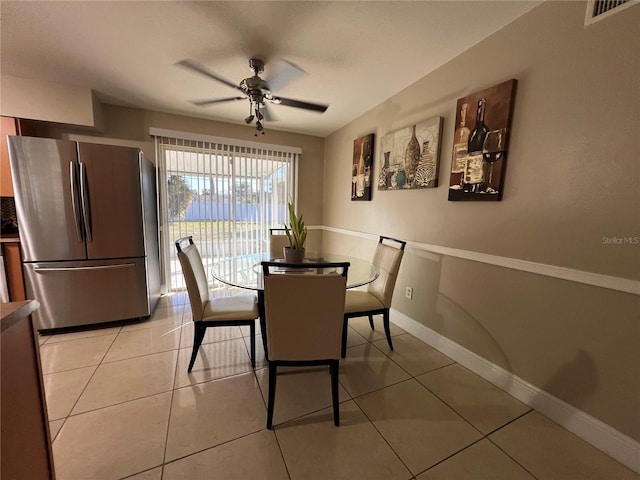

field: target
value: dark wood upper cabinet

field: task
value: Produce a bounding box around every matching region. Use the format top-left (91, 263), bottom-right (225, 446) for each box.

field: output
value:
top-left (1, 116), bottom-right (18, 197)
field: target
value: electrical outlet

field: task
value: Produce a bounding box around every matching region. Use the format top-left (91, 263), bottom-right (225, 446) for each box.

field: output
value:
top-left (405, 286), bottom-right (413, 299)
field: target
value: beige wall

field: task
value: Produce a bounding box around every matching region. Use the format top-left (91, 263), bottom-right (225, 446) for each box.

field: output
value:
top-left (322, 1), bottom-right (639, 440)
top-left (0, 75), bottom-right (100, 128)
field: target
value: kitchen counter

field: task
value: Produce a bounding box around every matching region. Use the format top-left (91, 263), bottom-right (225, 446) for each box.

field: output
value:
top-left (0, 234), bottom-right (20, 243)
top-left (1, 300), bottom-right (39, 332)
top-left (1, 298), bottom-right (55, 480)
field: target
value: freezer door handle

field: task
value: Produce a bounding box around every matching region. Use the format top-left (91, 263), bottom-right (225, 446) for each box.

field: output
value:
top-left (70, 161), bottom-right (84, 242)
top-left (79, 162), bottom-right (93, 242)
top-left (34, 263), bottom-right (136, 272)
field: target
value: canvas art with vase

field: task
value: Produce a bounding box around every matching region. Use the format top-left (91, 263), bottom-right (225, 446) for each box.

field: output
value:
top-left (378, 117), bottom-right (443, 190)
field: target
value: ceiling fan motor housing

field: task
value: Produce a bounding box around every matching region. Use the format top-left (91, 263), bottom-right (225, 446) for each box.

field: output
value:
top-left (240, 69), bottom-right (270, 105)
top-left (249, 58), bottom-right (264, 75)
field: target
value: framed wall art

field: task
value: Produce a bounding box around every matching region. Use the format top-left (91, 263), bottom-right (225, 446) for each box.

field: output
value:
top-left (448, 79), bottom-right (517, 201)
top-left (351, 133), bottom-right (374, 201)
top-left (378, 116), bottom-right (443, 191)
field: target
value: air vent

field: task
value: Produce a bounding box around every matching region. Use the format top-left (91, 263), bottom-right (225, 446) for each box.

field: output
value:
top-left (585, 0), bottom-right (637, 25)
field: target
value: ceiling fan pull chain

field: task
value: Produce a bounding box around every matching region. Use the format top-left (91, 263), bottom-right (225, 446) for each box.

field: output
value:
top-left (255, 103), bottom-right (265, 135)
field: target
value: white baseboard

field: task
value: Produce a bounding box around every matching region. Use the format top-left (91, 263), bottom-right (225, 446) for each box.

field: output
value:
top-left (390, 309), bottom-right (640, 474)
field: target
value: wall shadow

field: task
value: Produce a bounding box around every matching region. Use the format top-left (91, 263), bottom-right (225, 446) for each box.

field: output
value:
top-left (536, 349), bottom-right (598, 413)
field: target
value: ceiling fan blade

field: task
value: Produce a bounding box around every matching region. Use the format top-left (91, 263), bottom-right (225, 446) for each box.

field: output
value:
top-left (190, 96), bottom-right (245, 106)
top-left (261, 103), bottom-right (277, 122)
top-left (265, 59), bottom-right (308, 92)
top-left (272, 96), bottom-right (329, 113)
top-left (177, 59), bottom-right (241, 91)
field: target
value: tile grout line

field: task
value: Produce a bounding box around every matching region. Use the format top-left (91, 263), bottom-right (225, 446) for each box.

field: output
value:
top-left (45, 326), bottom-right (123, 443)
top-left (51, 314), bottom-right (403, 472)
top-left (412, 436), bottom-right (488, 478)
top-left (268, 327), bottom-right (417, 479)
top-left (156, 315), bottom-right (293, 478)
top-left (153, 303), bottom-right (264, 477)
top-left (250, 319), bottom-right (299, 479)
top-left (345, 324), bottom-right (540, 479)
top-left (49, 304), bottom-right (607, 479)
top-left (348, 362), bottom-right (492, 479)
top-left (50, 336), bottom-right (186, 420)
top-left (44, 298), bottom-right (190, 479)
top-left (157, 303), bottom-right (190, 480)
top-left (111, 301), bottom-right (188, 479)
top-left (339, 328), bottom-right (417, 478)
top-left (124, 303), bottom-right (188, 480)
top-left (410, 375), bottom-right (539, 478)
top-left (484, 410), bottom-right (542, 480)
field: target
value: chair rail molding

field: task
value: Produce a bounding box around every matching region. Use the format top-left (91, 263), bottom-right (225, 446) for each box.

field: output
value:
top-left (313, 225), bottom-right (640, 296)
top-left (317, 223), bottom-right (640, 471)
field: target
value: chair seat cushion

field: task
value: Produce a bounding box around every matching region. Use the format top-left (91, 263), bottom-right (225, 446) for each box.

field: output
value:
top-left (201, 294), bottom-right (259, 322)
top-left (344, 290), bottom-right (384, 314)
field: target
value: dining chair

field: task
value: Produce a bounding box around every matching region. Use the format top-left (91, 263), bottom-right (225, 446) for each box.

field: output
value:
top-left (341, 235), bottom-right (406, 358)
top-left (261, 260), bottom-right (350, 429)
top-left (269, 228), bottom-right (289, 258)
top-left (175, 236), bottom-right (258, 372)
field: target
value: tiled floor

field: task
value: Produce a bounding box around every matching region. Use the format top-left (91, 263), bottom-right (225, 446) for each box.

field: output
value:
top-left (39, 292), bottom-right (638, 480)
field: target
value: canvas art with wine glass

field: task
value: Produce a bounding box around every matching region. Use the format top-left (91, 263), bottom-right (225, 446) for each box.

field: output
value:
top-left (351, 134), bottom-right (375, 201)
top-left (448, 79), bottom-right (517, 201)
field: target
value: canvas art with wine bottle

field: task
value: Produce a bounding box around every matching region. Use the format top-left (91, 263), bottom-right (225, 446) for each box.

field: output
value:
top-left (351, 134), bottom-right (375, 201)
top-left (378, 116), bottom-right (443, 191)
top-left (448, 79), bottom-right (517, 201)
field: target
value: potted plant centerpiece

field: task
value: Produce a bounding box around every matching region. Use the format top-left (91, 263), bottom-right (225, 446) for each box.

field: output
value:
top-left (283, 201), bottom-right (307, 263)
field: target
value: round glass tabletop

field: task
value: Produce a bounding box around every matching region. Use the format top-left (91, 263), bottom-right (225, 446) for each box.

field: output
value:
top-left (211, 252), bottom-right (379, 291)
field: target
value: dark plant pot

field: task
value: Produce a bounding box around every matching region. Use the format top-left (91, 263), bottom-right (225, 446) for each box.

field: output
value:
top-left (283, 246), bottom-right (305, 263)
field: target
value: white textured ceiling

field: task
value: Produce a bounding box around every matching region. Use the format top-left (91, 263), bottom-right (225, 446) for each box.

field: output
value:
top-left (1, 1), bottom-right (541, 137)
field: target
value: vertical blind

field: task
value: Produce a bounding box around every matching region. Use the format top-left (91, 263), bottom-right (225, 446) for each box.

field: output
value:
top-left (153, 131), bottom-right (299, 291)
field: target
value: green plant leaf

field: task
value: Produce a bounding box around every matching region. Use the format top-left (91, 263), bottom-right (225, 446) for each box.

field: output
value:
top-left (284, 201), bottom-right (306, 249)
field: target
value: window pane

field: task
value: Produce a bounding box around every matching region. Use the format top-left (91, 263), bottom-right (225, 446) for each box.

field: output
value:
top-left (159, 137), bottom-right (296, 291)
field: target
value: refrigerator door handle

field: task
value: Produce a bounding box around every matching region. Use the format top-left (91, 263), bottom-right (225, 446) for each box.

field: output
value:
top-left (34, 263), bottom-right (136, 272)
top-left (79, 162), bottom-right (93, 242)
top-left (70, 161), bottom-right (84, 242)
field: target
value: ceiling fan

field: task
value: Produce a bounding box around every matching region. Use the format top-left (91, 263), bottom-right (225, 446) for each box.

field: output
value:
top-left (177, 58), bottom-right (329, 135)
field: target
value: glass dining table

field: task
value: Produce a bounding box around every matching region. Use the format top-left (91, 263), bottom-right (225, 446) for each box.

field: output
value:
top-left (212, 252), bottom-right (378, 292)
top-left (211, 252), bottom-right (379, 357)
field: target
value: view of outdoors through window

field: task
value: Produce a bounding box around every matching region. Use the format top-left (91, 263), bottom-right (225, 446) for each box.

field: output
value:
top-left (159, 139), bottom-right (296, 291)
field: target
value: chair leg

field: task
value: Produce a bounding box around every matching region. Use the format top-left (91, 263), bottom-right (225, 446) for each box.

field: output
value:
top-left (267, 362), bottom-right (277, 429)
top-left (383, 309), bottom-right (393, 351)
top-left (341, 316), bottom-right (349, 358)
top-left (188, 323), bottom-right (207, 373)
top-left (249, 320), bottom-right (256, 368)
top-left (258, 290), bottom-right (269, 361)
top-left (331, 359), bottom-right (340, 426)
top-left (368, 314), bottom-right (375, 330)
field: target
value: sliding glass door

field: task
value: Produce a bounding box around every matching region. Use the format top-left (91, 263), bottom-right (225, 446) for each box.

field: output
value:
top-left (156, 134), bottom-right (298, 291)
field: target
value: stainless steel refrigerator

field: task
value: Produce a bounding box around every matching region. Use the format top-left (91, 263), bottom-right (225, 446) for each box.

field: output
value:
top-left (8, 136), bottom-right (160, 331)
